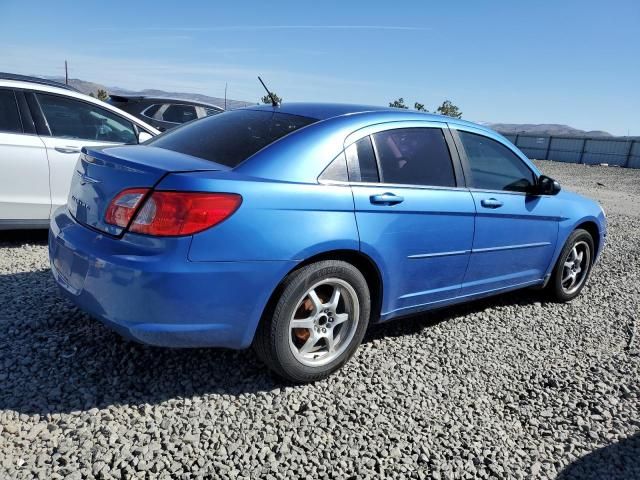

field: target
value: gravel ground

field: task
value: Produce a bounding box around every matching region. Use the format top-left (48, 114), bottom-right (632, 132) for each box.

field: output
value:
top-left (1, 160), bottom-right (639, 479)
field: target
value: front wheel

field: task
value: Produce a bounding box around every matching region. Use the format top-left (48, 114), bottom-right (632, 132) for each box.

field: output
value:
top-left (253, 260), bottom-right (371, 383)
top-left (548, 228), bottom-right (594, 302)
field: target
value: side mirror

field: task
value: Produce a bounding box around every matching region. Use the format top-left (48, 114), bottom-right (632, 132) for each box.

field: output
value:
top-left (536, 175), bottom-right (561, 195)
top-left (138, 131), bottom-right (153, 143)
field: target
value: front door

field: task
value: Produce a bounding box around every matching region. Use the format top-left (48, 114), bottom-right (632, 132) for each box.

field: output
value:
top-left (347, 125), bottom-right (475, 319)
top-left (453, 127), bottom-right (559, 295)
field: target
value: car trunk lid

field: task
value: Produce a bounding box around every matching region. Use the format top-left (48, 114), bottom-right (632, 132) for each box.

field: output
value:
top-left (68, 145), bottom-right (228, 235)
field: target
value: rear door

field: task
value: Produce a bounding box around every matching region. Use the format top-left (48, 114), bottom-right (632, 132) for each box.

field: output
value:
top-left (347, 122), bottom-right (475, 318)
top-left (451, 126), bottom-right (559, 294)
top-left (32, 92), bottom-right (139, 212)
top-left (0, 88), bottom-right (50, 223)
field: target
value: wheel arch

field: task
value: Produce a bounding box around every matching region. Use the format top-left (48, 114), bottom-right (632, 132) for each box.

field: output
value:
top-left (258, 249), bottom-right (384, 336)
top-left (575, 220), bottom-right (600, 262)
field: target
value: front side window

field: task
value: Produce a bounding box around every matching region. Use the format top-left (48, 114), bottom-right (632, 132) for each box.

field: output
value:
top-left (0, 89), bottom-right (22, 134)
top-left (148, 109), bottom-right (316, 167)
top-left (162, 104), bottom-right (198, 124)
top-left (37, 93), bottom-right (136, 143)
top-left (204, 107), bottom-right (223, 117)
top-left (458, 131), bottom-right (535, 192)
top-left (371, 128), bottom-right (456, 187)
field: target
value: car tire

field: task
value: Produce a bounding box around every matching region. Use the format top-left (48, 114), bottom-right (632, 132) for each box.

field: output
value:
top-left (548, 228), bottom-right (594, 302)
top-left (254, 260), bottom-right (371, 383)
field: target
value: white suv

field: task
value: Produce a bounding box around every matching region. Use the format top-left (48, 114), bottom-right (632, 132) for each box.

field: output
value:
top-left (0, 73), bottom-right (160, 229)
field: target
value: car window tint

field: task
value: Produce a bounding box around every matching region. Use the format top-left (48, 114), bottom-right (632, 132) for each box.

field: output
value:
top-left (0, 89), bottom-right (22, 134)
top-left (205, 107), bottom-right (222, 116)
top-left (37, 93), bottom-right (137, 143)
top-left (458, 131), bottom-right (535, 192)
top-left (148, 110), bottom-right (317, 167)
top-left (162, 104), bottom-right (198, 123)
top-left (142, 104), bottom-right (161, 119)
top-left (345, 136), bottom-right (379, 182)
top-left (319, 153), bottom-right (348, 182)
top-left (372, 128), bottom-right (455, 187)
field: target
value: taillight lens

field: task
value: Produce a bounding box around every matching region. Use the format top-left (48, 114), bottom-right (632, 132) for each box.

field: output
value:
top-left (105, 188), bottom-right (150, 228)
top-left (129, 191), bottom-right (241, 236)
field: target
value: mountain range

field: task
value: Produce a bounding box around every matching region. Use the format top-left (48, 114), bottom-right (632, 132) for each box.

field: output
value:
top-left (46, 76), bottom-right (253, 110)
top-left (44, 76), bottom-right (618, 137)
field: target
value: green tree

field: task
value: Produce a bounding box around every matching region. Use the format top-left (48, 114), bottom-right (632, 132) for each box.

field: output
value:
top-left (389, 97), bottom-right (408, 109)
top-left (414, 102), bottom-right (428, 112)
top-left (436, 99), bottom-right (462, 118)
top-left (96, 89), bottom-right (109, 101)
top-left (261, 92), bottom-right (282, 105)
top-left (88, 92), bottom-right (95, 98)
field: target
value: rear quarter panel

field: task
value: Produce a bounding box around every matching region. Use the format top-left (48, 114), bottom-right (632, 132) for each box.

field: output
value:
top-left (156, 171), bottom-right (359, 262)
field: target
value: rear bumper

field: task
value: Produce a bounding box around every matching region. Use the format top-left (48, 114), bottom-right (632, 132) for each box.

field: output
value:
top-left (49, 207), bottom-right (295, 349)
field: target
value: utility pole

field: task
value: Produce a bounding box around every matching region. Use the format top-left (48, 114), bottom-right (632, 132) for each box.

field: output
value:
top-left (65, 60), bottom-right (68, 85)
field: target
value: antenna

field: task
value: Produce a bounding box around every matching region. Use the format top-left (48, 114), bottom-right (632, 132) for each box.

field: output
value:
top-left (65, 60), bottom-right (68, 85)
top-left (258, 76), bottom-right (279, 107)
top-left (224, 82), bottom-right (227, 110)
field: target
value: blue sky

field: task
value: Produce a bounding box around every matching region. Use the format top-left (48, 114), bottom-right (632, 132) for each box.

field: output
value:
top-left (1, 0), bottom-right (638, 135)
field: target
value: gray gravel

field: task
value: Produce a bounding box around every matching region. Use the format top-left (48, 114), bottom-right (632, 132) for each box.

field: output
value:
top-left (1, 160), bottom-right (639, 479)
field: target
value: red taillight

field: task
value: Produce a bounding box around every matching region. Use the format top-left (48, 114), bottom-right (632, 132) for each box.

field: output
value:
top-left (106, 189), bottom-right (242, 236)
top-left (105, 188), bottom-right (150, 228)
top-left (129, 191), bottom-right (241, 236)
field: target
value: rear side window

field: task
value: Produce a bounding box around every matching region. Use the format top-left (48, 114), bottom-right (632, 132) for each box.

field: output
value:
top-left (37, 93), bottom-right (137, 143)
top-left (458, 131), bottom-right (535, 192)
top-left (162, 104), bottom-right (197, 123)
top-left (0, 89), bottom-right (22, 133)
top-left (148, 110), bottom-right (317, 167)
top-left (372, 128), bottom-right (456, 187)
top-left (142, 104), bottom-right (161, 119)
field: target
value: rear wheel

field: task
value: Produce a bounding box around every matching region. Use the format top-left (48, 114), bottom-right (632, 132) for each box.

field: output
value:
top-left (548, 228), bottom-right (594, 301)
top-left (254, 260), bottom-right (370, 382)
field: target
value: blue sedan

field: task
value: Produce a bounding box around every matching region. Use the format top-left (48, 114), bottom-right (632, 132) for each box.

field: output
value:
top-left (49, 103), bottom-right (606, 382)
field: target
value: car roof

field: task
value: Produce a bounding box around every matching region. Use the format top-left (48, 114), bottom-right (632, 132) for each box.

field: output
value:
top-left (0, 77), bottom-right (160, 135)
top-left (108, 94), bottom-right (222, 109)
top-left (0, 72), bottom-right (80, 92)
top-left (244, 102), bottom-right (481, 130)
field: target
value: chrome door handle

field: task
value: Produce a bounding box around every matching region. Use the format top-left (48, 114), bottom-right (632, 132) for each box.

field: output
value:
top-left (370, 193), bottom-right (404, 205)
top-left (480, 198), bottom-right (504, 209)
top-left (55, 146), bottom-right (81, 154)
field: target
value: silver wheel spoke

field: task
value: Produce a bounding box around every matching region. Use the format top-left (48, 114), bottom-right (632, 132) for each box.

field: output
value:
top-left (564, 260), bottom-right (574, 268)
top-left (327, 287), bottom-right (341, 311)
top-left (325, 331), bottom-right (336, 353)
top-left (291, 318), bottom-right (314, 329)
top-left (333, 313), bottom-right (349, 326)
top-left (570, 246), bottom-right (578, 261)
top-left (576, 251), bottom-right (583, 263)
top-left (299, 334), bottom-right (320, 354)
top-left (308, 289), bottom-right (323, 313)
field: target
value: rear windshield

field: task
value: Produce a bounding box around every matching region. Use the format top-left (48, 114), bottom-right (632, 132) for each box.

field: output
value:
top-left (147, 109), bottom-right (317, 167)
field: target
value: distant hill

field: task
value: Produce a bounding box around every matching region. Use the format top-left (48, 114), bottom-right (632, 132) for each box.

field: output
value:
top-left (486, 123), bottom-right (613, 138)
top-left (45, 76), bottom-right (253, 110)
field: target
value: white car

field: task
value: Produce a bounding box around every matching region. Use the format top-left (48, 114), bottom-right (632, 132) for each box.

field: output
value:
top-left (0, 73), bottom-right (160, 229)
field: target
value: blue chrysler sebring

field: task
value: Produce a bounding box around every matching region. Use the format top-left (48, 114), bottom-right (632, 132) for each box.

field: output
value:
top-left (49, 103), bottom-right (606, 382)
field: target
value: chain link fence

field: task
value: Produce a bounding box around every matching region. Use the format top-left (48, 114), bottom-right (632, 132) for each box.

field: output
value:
top-left (501, 134), bottom-right (640, 168)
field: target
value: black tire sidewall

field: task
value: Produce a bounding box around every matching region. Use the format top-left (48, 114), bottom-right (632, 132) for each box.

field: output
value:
top-left (268, 261), bottom-right (370, 382)
top-left (551, 229), bottom-right (594, 301)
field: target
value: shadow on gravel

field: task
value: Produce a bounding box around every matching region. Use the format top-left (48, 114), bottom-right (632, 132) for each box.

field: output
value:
top-left (0, 229), bottom-right (48, 247)
top-left (1, 267), bottom-right (547, 416)
top-left (557, 433), bottom-right (640, 479)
